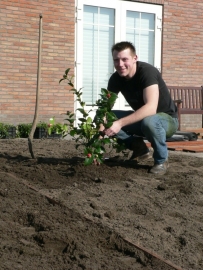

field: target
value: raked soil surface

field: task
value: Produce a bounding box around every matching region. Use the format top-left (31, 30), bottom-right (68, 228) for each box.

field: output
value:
top-left (0, 138), bottom-right (203, 270)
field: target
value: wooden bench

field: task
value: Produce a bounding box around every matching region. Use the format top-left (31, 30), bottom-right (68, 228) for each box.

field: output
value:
top-left (168, 86), bottom-right (203, 130)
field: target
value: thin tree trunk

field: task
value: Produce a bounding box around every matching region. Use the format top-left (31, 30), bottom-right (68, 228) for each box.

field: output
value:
top-left (28, 14), bottom-right (43, 159)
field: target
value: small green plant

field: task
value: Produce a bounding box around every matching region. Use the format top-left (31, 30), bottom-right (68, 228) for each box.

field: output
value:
top-left (59, 68), bottom-right (125, 165)
top-left (47, 117), bottom-right (68, 138)
top-left (17, 123), bottom-right (32, 138)
top-left (0, 123), bottom-right (16, 138)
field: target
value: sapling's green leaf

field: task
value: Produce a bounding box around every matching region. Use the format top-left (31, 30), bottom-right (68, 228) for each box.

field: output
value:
top-left (111, 94), bottom-right (118, 102)
top-left (84, 156), bottom-right (94, 166)
top-left (86, 117), bottom-right (92, 124)
top-left (68, 83), bottom-right (74, 88)
top-left (75, 128), bottom-right (83, 135)
top-left (94, 147), bottom-right (104, 155)
top-left (87, 109), bottom-right (93, 115)
top-left (78, 87), bottom-right (83, 93)
top-left (82, 123), bottom-right (89, 131)
top-left (80, 102), bottom-right (85, 107)
top-left (70, 130), bottom-right (77, 136)
top-left (74, 90), bottom-right (80, 95)
top-left (78, 118), bottom-right (87, 123)
top-left (96, 157), bottom-right (103, 164)
top-left (65, 68), bottom-right (70, 75)
top-left (97, 107), bottom-right (108, 113)
top-left (77, 108), bottom-right (86, 114)
top-left (68, 112), bottom-right (75, 118)
top-left (84, 148), bottom-right (89, 155)
top-left (100, 145), bottom-right (106, 153)
top-left (64, 118), bottom-right (74, 123)
top-left (77, 92), bottom-right (83, 97)
top-left (69, 119), bottom-right (75, 124)
top-left (105, 122), bottom-right (113, 128)
top-left (102, 137), bottom-right (112, 144)
top-left (100, 88), bottom-right (109, 95)
top-left (105, 112), bottom-right (113, 121)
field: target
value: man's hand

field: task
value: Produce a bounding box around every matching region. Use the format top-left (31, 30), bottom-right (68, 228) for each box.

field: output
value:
top-left (103, 120), bottom-right (122, 137)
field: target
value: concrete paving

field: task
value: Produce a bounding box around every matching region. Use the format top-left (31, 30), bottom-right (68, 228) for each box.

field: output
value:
top-left (169, 149), bottom-right (203, 158)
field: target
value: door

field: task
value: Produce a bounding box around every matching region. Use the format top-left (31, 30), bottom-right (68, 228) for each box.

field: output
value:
top-left (75, 0), bottom-right (162, 121)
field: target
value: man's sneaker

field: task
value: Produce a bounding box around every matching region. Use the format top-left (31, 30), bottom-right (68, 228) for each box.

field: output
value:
top-left (150, 160), bottom-right (169, 175)
top-left (129, 137), bottom-right (152, 162)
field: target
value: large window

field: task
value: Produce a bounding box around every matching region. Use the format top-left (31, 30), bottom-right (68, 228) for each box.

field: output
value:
top-left (76, 0), bottom-right (162, 110)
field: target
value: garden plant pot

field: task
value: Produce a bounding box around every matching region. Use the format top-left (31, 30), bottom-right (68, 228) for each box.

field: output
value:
top-left (47, 132), bottom-right (62, 139)
top-left (33, 127), bottom-right (62, 139)
top-left (34, 127), bottom-right (47, 139)
top-left (0, 126), bottom-right (16, 139)
top-left (6, 127), bottom-right (16, 138)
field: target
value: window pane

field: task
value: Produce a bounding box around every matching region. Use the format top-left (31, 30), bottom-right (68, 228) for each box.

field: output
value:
top-left (140, 30), bottom-right (154, 64)
top-left (83, 6), bottom-right (115, 105)
top-left (126, 10), bottom-right (155, 65)
top-left (126, 11), bottom-right (140, 28)
top-left (84, 5), bottom-right (98, 24)
top-left (126, 29), bottom-right (140, 51)
top-left (126, 10), bottom-right (155, 106)
top-left (100, 8), bottom-right (114, 25)
top-left (98, 26), bottom-right (114, 95)
top-left (141, 13), bottom-right (155, 30)
top-left (83, 23), bottom-right (98, 104)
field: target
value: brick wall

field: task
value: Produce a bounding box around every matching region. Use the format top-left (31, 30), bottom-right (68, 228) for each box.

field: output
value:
top-left (0, 0), bottom-right (203, 129)
top-left (0, 0), bottom-right (75, 125)
top-left (162, 0), bottom-right (203, 87)
top-left (181, 115), bottom-right (202, 131)
top-left (163, 0), bottom-right (203, 129)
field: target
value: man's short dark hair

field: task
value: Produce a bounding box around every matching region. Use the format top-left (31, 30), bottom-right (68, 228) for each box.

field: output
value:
top-left (111, 41), bottom-right (136, 55)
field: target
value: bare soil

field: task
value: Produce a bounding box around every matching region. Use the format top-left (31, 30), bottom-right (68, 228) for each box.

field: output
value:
top-left (0, 138), bottom-right (203, 270)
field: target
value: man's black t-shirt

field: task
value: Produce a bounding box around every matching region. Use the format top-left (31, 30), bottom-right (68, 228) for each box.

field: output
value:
top-left (107, 61), bottom-right (177, 118)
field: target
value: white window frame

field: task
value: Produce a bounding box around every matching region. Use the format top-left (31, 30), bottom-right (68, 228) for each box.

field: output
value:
top-left (75, 0), bottom-right (162, 120)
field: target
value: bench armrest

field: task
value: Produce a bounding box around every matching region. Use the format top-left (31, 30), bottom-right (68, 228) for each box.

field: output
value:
top-left (173, 99), bottom-right (182, 104)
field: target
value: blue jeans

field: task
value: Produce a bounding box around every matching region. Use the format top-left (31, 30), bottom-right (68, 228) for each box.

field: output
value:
top-left (112, 110), bottom-right (179, 164)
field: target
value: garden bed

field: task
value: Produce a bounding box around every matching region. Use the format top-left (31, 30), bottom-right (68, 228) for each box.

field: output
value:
top-left (0, 139), bottom-right (203, 270)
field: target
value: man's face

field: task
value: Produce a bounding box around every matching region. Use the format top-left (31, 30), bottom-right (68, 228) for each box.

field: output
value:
top-left (112, 48), bottom-right (137, 79)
